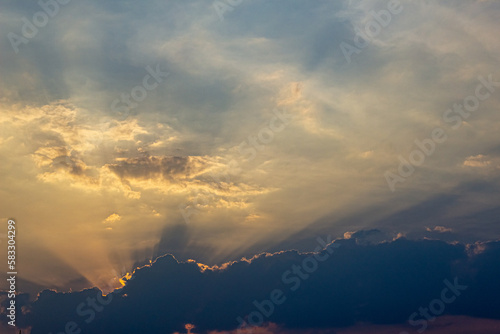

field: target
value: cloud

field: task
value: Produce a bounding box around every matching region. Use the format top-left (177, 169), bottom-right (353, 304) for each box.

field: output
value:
top-left (1, 0), bottom-right (500, 301)
top-left (207, 317), bottom-right (500, 334)
top-left (107, 155), bottom-right (209, 182)
top-left (7, 237), bottom-right (500, 333)
top-left (103, 213), bottom-right (121, 224)
top-left (463, 154), bottom-right (492, 167)
top-left (426, 226), bottom-right (453, 233)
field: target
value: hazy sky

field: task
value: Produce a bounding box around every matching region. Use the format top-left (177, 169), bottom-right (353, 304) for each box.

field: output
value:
top-left (1, 0), bottom-right (500, 308)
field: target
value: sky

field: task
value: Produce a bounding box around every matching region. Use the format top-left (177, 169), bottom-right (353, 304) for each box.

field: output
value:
top-left (0, 0), bottom-right (500, 333)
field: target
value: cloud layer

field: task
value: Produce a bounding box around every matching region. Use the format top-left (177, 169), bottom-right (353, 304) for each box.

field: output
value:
top-left (4, 236), bottom-right (500, 333)
top-left (1, 0), bottom-right (500, 296)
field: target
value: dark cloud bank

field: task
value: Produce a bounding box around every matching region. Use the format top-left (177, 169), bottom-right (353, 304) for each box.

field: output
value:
top-left (3, 233), bottom-right (500, 333)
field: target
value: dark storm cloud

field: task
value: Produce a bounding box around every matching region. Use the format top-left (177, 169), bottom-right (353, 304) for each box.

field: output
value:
top-left (9, 236), bottom-right (500, 333)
